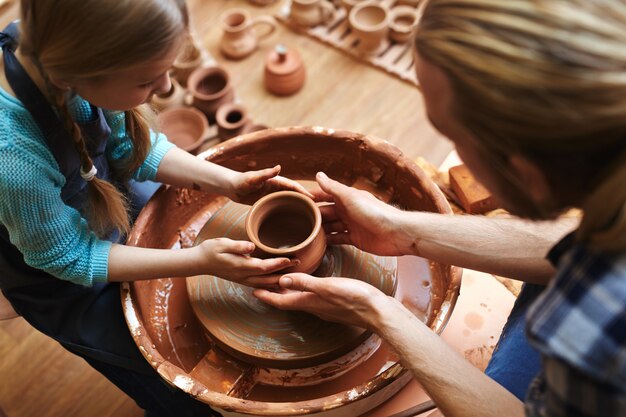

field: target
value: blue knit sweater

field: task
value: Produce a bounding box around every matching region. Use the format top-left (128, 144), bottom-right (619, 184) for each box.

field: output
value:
top-left (0, 87), bottom-right (174, 286)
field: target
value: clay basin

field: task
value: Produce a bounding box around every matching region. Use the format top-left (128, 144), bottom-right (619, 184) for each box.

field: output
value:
top-left (122, 126), bottom-right (462, 416)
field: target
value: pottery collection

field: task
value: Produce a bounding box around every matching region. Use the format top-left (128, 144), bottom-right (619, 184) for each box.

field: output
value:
top-left (157, 106), bottom-right (209, 155)
top-left (186, 66), bottom-right (235, 123)
top-left (264, 44), bottom-right (306, 96)
top-left (220, 8), bottom-right (277, 60)
top-left (289, 0), bottom-right (336, 28)
top-left (348, 2), bottom-right (390, 55)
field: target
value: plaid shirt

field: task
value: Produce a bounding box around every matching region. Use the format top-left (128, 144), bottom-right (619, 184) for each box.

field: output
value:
top-left (525, 233), bottom-right (626, 416)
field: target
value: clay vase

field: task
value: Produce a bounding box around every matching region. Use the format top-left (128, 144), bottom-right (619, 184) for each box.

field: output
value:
top-left (245, 191), bottom-right (326, 274)
top-left (389, 6), bottom-right (419, 43)
top-left (172, 35), bottom-right (204, 88)
top-left (151, 78), bottom-right (188, 112)
top-left (348, 2), bottom-right (390, 55)
top-left (220, 9), bottom-right (277, 60)
top-left (215, 103), bottom-right (252, 141)
top-left (187, 66), bottom-right (235, 123)
top-left (264, 44), bottom-right (306, 96)
top-left (289, 0), bottom-right (335, 28)
top-left (157, 106), bottom-right (210, 155)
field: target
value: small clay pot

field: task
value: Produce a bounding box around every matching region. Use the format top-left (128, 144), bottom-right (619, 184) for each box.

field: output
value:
top-left (264, 44), bottom-right (306, 96)
top-left (389, 6), bottom-right (419, 43)
top-left (172, 35), bottom-right (204, 87)
top-left (187, 66), bottom-right (235, 123)
top-left (151, 78), bottom-right (188, 112)
top-left (338, 0), bottom-right (370, 13)
top-left (220, 8), bottom-right (277, 60)
top-left (289, 0), bottom-right (336, 28)
top-left (245, 191), bottom-right (326, 274)
top-left (348, 2), bottom-right (390, 55)
top-left (216, 103), bottom-right (251, 141)
top-left (157, 106), bottom-right (210, 154)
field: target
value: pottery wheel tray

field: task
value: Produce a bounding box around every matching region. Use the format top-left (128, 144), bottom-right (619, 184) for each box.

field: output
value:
top-left (121, 127), bottom-right (461, 414)
top-left (277, 0), bottom-right (420, 87)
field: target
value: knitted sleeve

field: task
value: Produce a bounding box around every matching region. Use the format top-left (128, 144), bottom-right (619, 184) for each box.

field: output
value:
top-left (104, 111), bottom-right (175, 181)
top-left (0, 131), bottom-right (111, 286)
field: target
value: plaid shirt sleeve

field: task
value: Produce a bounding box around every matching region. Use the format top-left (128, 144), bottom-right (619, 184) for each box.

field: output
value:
top-left (524, 233), bottom-right (626, 416)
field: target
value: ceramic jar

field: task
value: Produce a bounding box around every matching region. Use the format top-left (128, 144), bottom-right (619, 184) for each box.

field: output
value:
top-left (389, 6), bottom-right (419, 43)
top-left (215, 103), bottom-right (252, 141)
top-left (187, 66), bottom-right (235, 123)
top-left (151, 78), bottom-right (188, 112)
top-left (264, 44), bottom-right (306, 96)
top-left (220, 9), bottom-right (277, 60)
top-left (245, 191), bottom-right (326, 274)
top-left (157, 106), bottom-right (210, 155)
top-left (289, 0), bottom-right (335, 28)
top-left (172, 35), bottom-right (204, 87)
top-left (348, 2), bottom-right (390, 55)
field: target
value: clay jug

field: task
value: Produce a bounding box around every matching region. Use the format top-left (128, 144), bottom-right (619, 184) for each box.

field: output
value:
top-left (389, 6), bottom-right (419, 43)
top-left (151, 78), bottom-right (188, 112)
top-left (264, 44), bottom-right (306, 96)
top-left (157, 106), bottom-right (210, 155)
top-left (215, 103), bottom-right (252, 141)
top-left (172, 35), bottom-right (204, 87)
top-left (245, 191), bottom-right (326, 274)
top-left (348, 2), bottom-right (390, 55)
top-left (187, 66), bottom-right (235, 123)
top-left (289, 0), bottom-right (335, 28)
top-left (220, 9), bottom-right (277, 60)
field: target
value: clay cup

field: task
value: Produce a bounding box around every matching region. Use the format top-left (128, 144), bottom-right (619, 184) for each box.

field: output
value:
top-left (245, 191), bottom-right (326, 274)
top-left (389, 6), bottom-right (419, 43)
top-left (157, 106), bottom-right (210, 155)
top-left (220, 9), bottom-right (277, 60)
top-left (348, 2), bottom-right (390, 55)
top-left (187, 66), bottom-right (235, 123)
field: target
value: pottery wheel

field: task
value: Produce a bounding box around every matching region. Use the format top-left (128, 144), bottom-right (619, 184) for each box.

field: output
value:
top-left (186, 200), bottom-right (397, 369)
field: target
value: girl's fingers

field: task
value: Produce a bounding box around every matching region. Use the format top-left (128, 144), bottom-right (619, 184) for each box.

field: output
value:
top-left (254, 257), bottom-right (298, 274)
top-left (218, 239), bottom-right (255, 254)
top-left (249, 165), bottom-right (281, 186)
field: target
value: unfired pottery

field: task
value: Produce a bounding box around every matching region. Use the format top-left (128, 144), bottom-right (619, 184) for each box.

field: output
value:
top-left (172, 34), bottom-right (204, 88)
top-left (389, 6), bottom-right (419, 43)
top-left (187, 66), bottom-right (235, 123)
top-left (264, 44), bottom-right (306, 96)
top-left (157, 106), bottom-right (209, 154)
top-left (246, 191), bottom-right (325, 274)
top-left (122, 127), bottom-right (462, 416)
top-left (338, 0), bottom-right (370, 13)
top-left (151, 78), bottom-right (188, 112)
top-left (220, 8), bottom-right (277, 60)
top-left (289, 0), bottom-right (335, 28)
top-left (215, 103), bottom-right (251, 141)
top-left (349, 2), bottom-right (390, 55)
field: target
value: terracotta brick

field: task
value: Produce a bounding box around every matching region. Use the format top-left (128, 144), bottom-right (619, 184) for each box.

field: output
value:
top-left (449, 164), bottom-right (498, 214)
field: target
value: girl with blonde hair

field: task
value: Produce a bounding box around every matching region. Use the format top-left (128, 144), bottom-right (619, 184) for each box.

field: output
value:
top-left (256, 1), bottom-right (626, 416)
top-left (0, 1), bottom-right (308, 415)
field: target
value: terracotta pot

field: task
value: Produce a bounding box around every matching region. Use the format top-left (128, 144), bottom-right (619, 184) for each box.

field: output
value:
top-left (220, 8), bottom-right (277, 60)
top-left (157, 106), bottom-right (209, 154)
top-left (289, 0), bottom-right (335, 28)
top-left (151, 78), bottom-right (188, 112)
top-left (187, 66), bottom-right (235, 123)
top-left (264, 44), bottom-right (306, 96)
top-left (389, 6), bottom-right (419, 43)
top-left (246, 191), bottom-right (325, 274)
top-left (215, 103), bottom-right (251, 141)
top-left (172, 35), bottom-right (204, 88)
top-left (338, 0), bottom-right (370, 13)
top-left (349, 2), bottom-right (390, 55)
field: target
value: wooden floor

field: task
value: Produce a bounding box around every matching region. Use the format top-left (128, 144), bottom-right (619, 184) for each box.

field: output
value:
top-left (0, 0), bottom-right (452, 416)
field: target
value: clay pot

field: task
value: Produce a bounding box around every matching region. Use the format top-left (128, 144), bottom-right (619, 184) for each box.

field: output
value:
top-left (349, 2), bottom-right (390, 55)
top-left (151, 78), bottom-right (188, 112)
top-left (157, 106), bottom-right (209, 154)
top-left (338, 0), bottom-right (370, 14)
top-left (264, 44), bottom-right (306, 96)
top-left (389, 6), bottom-right (419, 43)
top-left (215, 103), bottom-right (252, 141)
top-left (245, 191), bottom-right (326, 274)
top-left (220, 8), bottom-right (277, 60)
top-left (172, 35), bottom-right (204, 87)
top-left (289, 0), bottom-right (336, 28)
top-left (187, 66), bottom-right (235, 123)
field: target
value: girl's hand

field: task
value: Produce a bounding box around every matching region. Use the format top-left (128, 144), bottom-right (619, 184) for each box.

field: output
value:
top-left (228, 165), bottom-right (314, 204)
top-left (253, 273), bottom-right (395, 330)
top-left (196, 238), bottom-right (298, 288)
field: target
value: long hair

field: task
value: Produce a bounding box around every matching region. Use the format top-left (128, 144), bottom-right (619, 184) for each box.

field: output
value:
top-left (416, 0), bottom-right (626, 251)
top-left (19, 0), bottom-right (189, 237)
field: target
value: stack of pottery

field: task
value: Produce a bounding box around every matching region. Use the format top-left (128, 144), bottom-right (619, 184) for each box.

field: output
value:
top-left (157, 106), bottom-right (209, 155)
top-left (219, 8), bottom-right (277, 60)
top-left (264, 44), bottom-right (306, 96)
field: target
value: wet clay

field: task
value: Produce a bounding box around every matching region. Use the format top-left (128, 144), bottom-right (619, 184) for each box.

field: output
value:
top-left (122, 127), bottom-right (461, 416)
